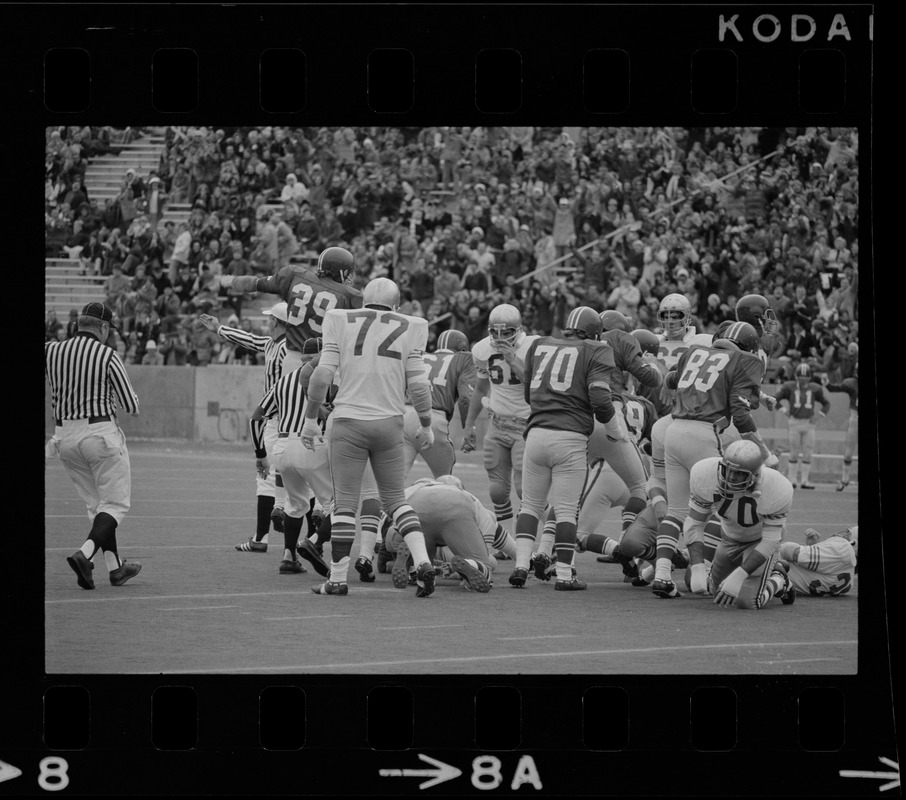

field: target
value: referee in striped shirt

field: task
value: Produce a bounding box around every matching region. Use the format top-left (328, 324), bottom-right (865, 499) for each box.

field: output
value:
top-left (45, 302), bottom-right (142, 590)
top-left (199, 304), bottom-right (290, 552)
top-left (250, 338), bottom-right (333, 575)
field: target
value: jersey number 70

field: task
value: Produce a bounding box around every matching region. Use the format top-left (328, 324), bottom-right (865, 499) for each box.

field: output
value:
top-left (530, 345), bottom-right (579, 392)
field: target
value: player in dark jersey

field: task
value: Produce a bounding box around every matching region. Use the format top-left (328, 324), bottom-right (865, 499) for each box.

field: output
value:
top-left (775, 362), bottom-right (831, 489)
top-left (402, 329), bottom-right (476, 478)
top-left (823, 356), bottom-right (858, 491)
top-left (220, 246), bottom-right (363, 372)
top-left (629, 328), bottom-right (673, 418)
top-left (651, 320), bottom-right (771, 598)
top-left (509, 306), bottom-right (625, 591)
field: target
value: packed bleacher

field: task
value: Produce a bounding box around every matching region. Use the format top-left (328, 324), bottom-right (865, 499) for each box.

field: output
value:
top-left (45, 125), bottom-right (859, 381)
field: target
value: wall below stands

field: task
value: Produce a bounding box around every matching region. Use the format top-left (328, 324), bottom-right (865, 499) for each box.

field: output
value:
top-left (45, 370), bottom-right (859, 480)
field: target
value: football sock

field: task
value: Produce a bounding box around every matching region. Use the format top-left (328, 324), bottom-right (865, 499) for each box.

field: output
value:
top-left (841, 460), bottom-right (851, 483)
top-left (257, 495), bottom-right (275, 540)
top-left (315, 514), bottom-right (333, 543)
top-left (756, 573), bottom-right (786, 609)
top-left (330, 555), bottom-right (350, 584)
top-left (493, 499), bottom-right (514, 524)
top-left (490, 525), bottom-right (517, 559)
top-left (703, 520), bottom-right (722, 563)
top-left (800, 462), bottom-right (812, 484)
top-left (393, 505), bottom-right (430, 565)
top-left (582, 533), bottom-right (616, 555)
top-left (79, 541), bottom-right (97, 560)
top-left (514, 512), bottom-right (539, 569)
top-left (621, 496), bottom-right (647, 532)
top-left (283, 515), bottom-right (305, 558)
top-left (654, 516), bottom-right (683, 581)
top-left (554, 521), bottom-right (578, 580)
top-left (102, 549), bottom-right (121, 571)
top-left (273, 475), bottom-right (286, 508)
top-left (359, 499), bottom-right (381, 560)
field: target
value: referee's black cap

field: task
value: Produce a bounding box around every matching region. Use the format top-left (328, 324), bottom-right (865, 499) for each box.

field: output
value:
top-left (81, 302), bottom-right (120, 331)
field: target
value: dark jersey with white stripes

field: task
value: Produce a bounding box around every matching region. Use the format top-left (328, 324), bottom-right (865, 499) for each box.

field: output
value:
top-left (45, 331), bottom-right (139, 420)
top-left (422, 350), bottom-right (476, 424)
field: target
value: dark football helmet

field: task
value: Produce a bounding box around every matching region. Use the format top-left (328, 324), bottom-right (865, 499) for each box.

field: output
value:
top-left (317, 246), bottom-right (355, 284)
top-left (563, 306), bottom-right (603, 340)
top-left (436, 329), bottom-right (470, 353)
top-left (631, 328), bottom-right (660, 357)
top-left (735, 294), bottom-right (779, 337)
top-left (599, 310), bottom-right (632, 333)
top-left (714, 321), bottom-right (761, 353)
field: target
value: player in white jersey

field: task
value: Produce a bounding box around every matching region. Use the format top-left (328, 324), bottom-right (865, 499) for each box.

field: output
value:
top-left (462, 304), bottom-right (539, 531)
top-left (685, 441), bottom-right (796, 609)
top-left (301, 277), bottom-right (438, 597)
top-left (778, 525), bottom-right (857, 597)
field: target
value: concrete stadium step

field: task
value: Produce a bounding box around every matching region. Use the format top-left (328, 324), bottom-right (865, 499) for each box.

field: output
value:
top-left (45, 274), bottom-right (107, 286)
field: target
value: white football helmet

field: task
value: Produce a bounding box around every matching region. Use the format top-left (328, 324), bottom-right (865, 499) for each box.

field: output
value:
top-left (488, 303), bottom-right (523, 347)
top-left (832, 525), bottom-right (859, 558)
top-left (657, 293), bottom-right (692, 335)
top-left (716, 440), bottom-right (764, 499)
top-left (363, 277), bottom-right (401, 310)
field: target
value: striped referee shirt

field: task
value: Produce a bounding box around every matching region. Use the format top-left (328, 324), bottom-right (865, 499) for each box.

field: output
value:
top-left (251, 369), bottom-right (311, 455)
top-left (46, 332), bottom-right (140, 420)
top-left (216, 324), bottom-right (287, 394)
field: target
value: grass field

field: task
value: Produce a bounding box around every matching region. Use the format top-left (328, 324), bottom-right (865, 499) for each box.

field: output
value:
top-left (44, 442), bottom-right (858, 675)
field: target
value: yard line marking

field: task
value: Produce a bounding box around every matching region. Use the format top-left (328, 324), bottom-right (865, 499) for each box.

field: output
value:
top-left (375, 624), bottom-right (466, 631)
top-left (46, 590), bottom-right (308, 605)
top-left (46, 545), bottom-right (235, 552)
top-left (499, 634), bottom-right (579, 640)
top-left (756, 658), bottom-right (842, 665)
top-left (181, 640), bottom-right (858, 673)
top-left (263, 614), bottom-right (349, 621)
top-left (158, 605), bottom-right (240, 611)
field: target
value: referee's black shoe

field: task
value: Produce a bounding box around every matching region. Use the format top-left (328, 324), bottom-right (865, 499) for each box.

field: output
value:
top-left (109, 560), bottom-right (142, 586)
top-left (66, 551), bottom-right (95, 590)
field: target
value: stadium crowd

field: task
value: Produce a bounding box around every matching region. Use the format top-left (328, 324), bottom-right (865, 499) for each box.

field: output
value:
top-left (45, 125), bottom-right (858, 380)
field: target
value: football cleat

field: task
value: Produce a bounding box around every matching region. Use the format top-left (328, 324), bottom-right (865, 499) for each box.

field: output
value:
top-left (773, 562), bottom-right (796, 605)
top-left (296, 538), bottom-right (328, 576)
top-left (508, 567), bottom-right (529, 588)
top-left (836, 480), bottom-right (849, 492)
top-left (532, 552), bottom-right (553, 581)
top-left (631, 575), bottom-right (652, 587)
top-left (391, 541), bottom-right (414, 589)
top-left (612, 550), bottom-right (639, 582)
top-left (554, 578), bottom-right (588, 591)
top-left (278, 559), bottom-right (306, 574)
top-left (270, 506), bottom-right (286, 533)
top-left (799, 483), bottom-right (816, 490)
top-left (236, 537), bottom-right (267, 553)
top-left (354, 556), bottom-right (376, 583)
top-left (451, 556), bottom-right (492, 593)
top-left (596, 554), bottom-right (617, 563)
top-left (415, 562), bottom-right (436, 598)
top-left (109, 560), bottom-right (142, 586)
top-left (492, 550), bottom-right (513, 561)
top-left (310, 581), bottom-right (348, 595)
top-left (66, 551), bottom-right (95, 590)
top-left (651, 579), bottom-right (683, 599)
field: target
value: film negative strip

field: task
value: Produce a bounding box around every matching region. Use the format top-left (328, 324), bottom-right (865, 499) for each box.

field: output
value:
top-left (13, 2), bottom-right (892, 796)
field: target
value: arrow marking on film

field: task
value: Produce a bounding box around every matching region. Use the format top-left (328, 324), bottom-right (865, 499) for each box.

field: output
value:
top-left (840, 757), bottom-right (900, 792)
top-left (379, 753), bottom-right (462, 790)
top-left (0, 760), bottom-right (23, 785)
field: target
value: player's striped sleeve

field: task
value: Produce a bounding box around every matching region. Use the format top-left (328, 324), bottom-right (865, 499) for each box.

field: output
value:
top-left (108, 353), bottom-right (140, 414)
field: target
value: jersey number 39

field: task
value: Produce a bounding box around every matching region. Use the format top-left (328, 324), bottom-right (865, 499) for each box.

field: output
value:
top-left (289, 284), bottom-right (338, 333)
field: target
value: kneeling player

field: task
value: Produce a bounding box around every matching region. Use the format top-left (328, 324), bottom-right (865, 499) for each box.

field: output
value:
top-left (684, 440), bottom-right (796, 609)
top-left (778, 526), bottom-right (857, 597)
top-left (382, 476), bottom-right (515, 592)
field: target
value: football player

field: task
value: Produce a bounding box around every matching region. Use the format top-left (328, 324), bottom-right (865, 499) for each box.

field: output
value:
top-left (655, 293), bottom-right (711, 369)
top-left (301, 277), bottom-right (437, 597)
top-left (735, 293), bottom-right (781, 371)
top-left (775, 363), bottom-right (831, 489)
top-left (778, 525), bottom-right (857, 597)
top-left (652, 321), bottom-right (772, 598)
top-left (629, 328), bottom-right (673, 418)
top-left (381, 475), bottom-right (517, 593)
top-left (462, 304), bottom-right (539, 534)
top-left (823, 357), bottom-right (858, 491)
top-left (402, 328), bottom-right (476, 480)
top-left (510, 306), bottom-right (624, 591)
top-left (686, 440), bottom-right (796, 609)
top-left (220, 246), bottom-right (363, 373)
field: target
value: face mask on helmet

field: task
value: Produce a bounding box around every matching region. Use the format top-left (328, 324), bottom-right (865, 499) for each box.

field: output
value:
top-left (489, 324), bottom-right (520, 346)
top-left (716, 460), bottom-right (758, 499)
top-left (657, 294), bottom-right (691, 334)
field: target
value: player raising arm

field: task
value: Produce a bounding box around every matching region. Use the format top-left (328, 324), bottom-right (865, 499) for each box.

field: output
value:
top-left (220, 246), bottom-right (363, 373)
top-left (301, 277), bottom-right (438, 597)
top-left (778, 525), bottom-right (858, 597)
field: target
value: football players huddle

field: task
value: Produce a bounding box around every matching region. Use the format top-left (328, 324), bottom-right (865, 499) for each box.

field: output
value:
top-left (231, 247), bottom-right (857, 610)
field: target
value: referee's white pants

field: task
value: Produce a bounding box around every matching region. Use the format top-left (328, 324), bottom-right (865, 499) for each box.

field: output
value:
top-left (273, 436), bottom-right (333, 519)
top-left (519, 428), bottom-right (588, 524)
top-left (56, 420), bottom-right (132, 525)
